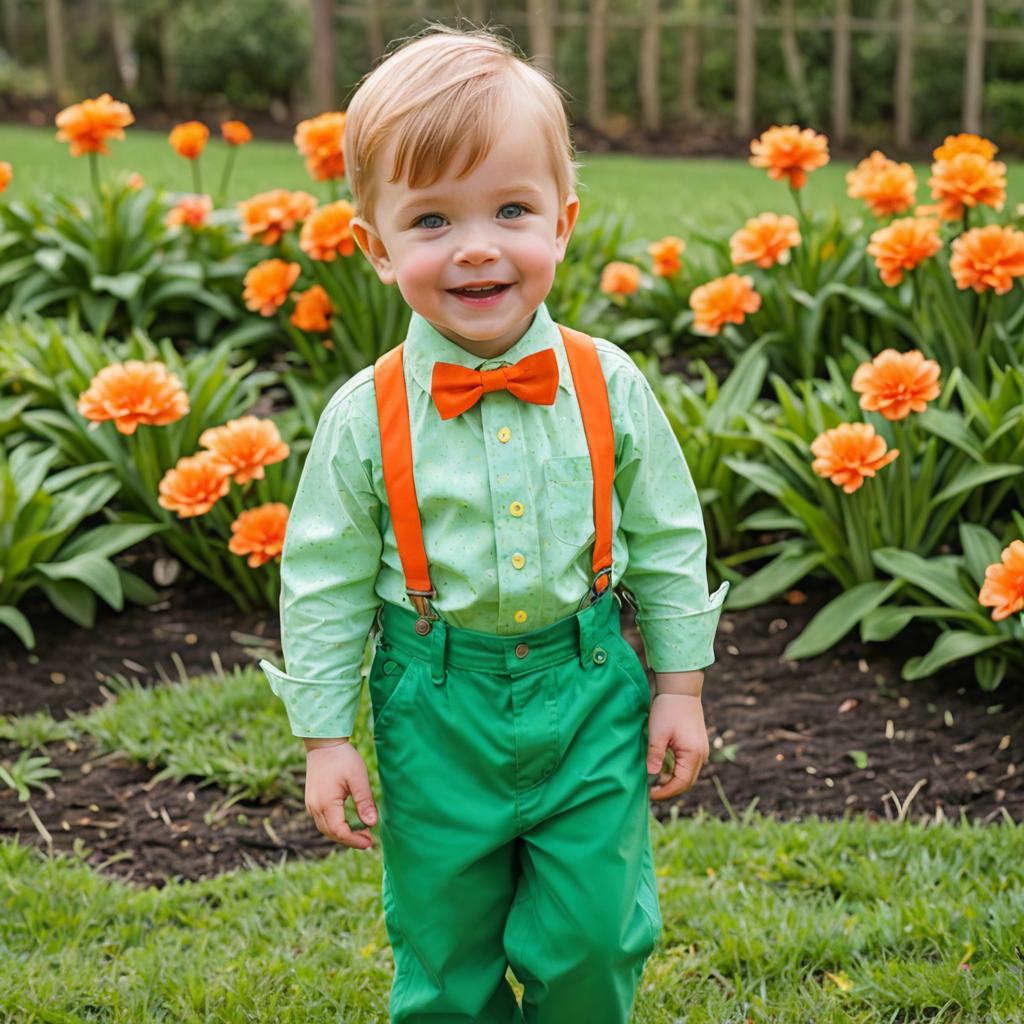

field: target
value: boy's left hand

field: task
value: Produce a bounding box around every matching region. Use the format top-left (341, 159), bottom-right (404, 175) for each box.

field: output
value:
top-left (646, 694), bottom-right (709, 800)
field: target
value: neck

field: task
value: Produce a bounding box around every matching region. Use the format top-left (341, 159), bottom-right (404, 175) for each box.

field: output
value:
top-left (430, 310), bottom-right (538, 360)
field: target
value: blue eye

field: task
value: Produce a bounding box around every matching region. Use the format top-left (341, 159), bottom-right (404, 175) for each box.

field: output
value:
top-left (498, 203), bottom-right (526, 219)
top-left (415, 213), bottom-right (445, 229)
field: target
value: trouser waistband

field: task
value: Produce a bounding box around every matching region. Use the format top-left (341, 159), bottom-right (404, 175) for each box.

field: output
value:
top-left (376, 591), bottom-right (622, 683)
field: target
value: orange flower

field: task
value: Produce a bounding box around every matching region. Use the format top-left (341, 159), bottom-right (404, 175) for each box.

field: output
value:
top-left (55, 93), bottom-right (134, 157)
top-left (749, 124), bottom-right (829, 189)
top-left (291, 285), bottom-right (334, 332)
top-left (866, 217), bottom-right (942, 287)
top-left (599, 261), bottom-right (642, 296)
top-left (729, 212), bottom-right (801, 268)
top-left (221, 120), bottom-right (252, 146)
top-left (933, 133), bottom-right (997, 163)
top-left (157, 451), bottom-right (232, 518)
top-left (299, 200), bottom-right (357, 261)
top-left (978, 540), bottom-right (1024, 622)
top-left (648, 236), bottom-right (685, 277)
top-left (243, 259), bottom-right (301, 316)
top-left (237, 188), bottom-right (317, 246)
top-left (811, 422), bottom-right (899, 494)
top-left (927, 152), bottom-right (1006, 221)
top-left (198, 415), bottom-right (290, 485)
top-left (689, 273), bottom-right (761, 335)
top-left (294, 112), bottom-right (346, 181)
top-left (169, 121), bottom-right (209, 160)
top-left (912, 201), bottom-right (959, 223)
top-left (165, 194), bottom-right (213, 229)
top-left (77, 361), bottom-right (189, 436)
top-left (126, 171), bottom-right (145, 191)
top-left (949, 224), bottom-right (1024, 295)
top-left (228, 503), bottom-right (290, 567)
top-left (852, 349), bottom-right (941, 421)
top-left (845, 150), bottom-right (918, 217)
top-left (0, 161), bottom-right (11, 194)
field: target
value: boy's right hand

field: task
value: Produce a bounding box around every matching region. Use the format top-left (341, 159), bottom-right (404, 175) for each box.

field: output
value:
top-left (303, 740), bottom-right (378, 850)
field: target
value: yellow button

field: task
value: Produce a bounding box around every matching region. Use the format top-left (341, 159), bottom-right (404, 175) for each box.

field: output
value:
top-left (509, 501), bottom-right (524, 517)
top-left (497, 426), bottom-right (512, 443)
top-left (511, 552), bottom-right (525, 569)
top-left (514, 609), bottom-right (528, 623)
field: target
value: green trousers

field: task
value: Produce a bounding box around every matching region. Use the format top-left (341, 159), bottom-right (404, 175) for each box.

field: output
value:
top-left (367, 590), bottom-right (661, 1023)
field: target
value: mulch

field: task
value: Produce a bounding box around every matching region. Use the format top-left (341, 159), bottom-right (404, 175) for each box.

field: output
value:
top-left (2, 565), bottom-right (1021, 889)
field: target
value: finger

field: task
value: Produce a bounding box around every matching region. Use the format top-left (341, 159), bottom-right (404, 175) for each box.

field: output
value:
top-left (649, 754), bottom-right (696, 801)
top-left (323, 801), bottom-right (373, 849)
top-left (348, 769), bottom-right (378, 828)
top-left (645, 735), bottom-right (668, 776)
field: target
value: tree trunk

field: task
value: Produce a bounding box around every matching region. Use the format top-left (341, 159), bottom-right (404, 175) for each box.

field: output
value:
top-left (779, 0), bottom-right (814, 124)
top-left (2, 0), bottom-right (19, 62)
top-left (43, 0), bottom-right (66, 103)
top-left (309, 0), bottom-right (336, 113)
top-left (110, 4), bottom-right (139, 92)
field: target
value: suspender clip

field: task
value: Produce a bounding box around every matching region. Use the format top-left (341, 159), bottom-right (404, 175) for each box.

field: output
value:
top-left (587, 567), bottom-right (613, 605)
top-left (407, 587), bottom-right (438, 635)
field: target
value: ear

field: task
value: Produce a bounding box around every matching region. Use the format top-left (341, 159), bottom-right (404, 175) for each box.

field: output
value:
top-left (554, 193), bottom-right (580, 263)
top-left (351, 215), bottom-right (396, 286)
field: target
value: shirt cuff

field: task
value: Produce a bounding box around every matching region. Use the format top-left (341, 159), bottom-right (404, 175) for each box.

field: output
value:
top-left (259, 659), bottom-right (362, 738)
top-left (635, 580), bottom-right (730, 672)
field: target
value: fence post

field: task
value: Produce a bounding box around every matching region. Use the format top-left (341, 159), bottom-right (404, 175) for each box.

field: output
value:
top-left (640, 0), bottom-right (661, 132)
top-left (735, 0), bottom-right (756, 139)
top-left (309, 0), bottom-right (336, 114)
top-left (963, 0), bottom-right (986, 134)
top-left (680, 0), bottom-right (700, 121)
top-left (365, 0), bottom-right (383, 66)
top-left (527, 0), bottom-right (555, 77)
top-left (894, 0), bottom-right (914, 151)
top-left (832, 0), bottom-right (851, 146)
top-left (587, 0), bottom-right (607, 128)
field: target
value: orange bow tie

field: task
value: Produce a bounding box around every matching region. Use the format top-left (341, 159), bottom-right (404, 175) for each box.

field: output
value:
top-left (430, 348), bottom-right (559, 420)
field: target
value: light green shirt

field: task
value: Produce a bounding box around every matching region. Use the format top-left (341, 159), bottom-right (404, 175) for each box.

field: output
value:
top-left (260, 300), bottom-right (728, 737)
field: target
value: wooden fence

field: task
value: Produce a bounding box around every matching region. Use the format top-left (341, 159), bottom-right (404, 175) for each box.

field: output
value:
top-left (324, 0), bottom-right (1024, 148)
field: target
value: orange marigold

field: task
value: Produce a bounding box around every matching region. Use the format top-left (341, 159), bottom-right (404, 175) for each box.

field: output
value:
top-left (77, 361), bottom-right (189, 435)
top-left (648, 236), bottom-right (685, 277)
top-left (221, 120), bottom-right (253, 146)
top-left (811, 422), bottom-right (899, 494)
top-left (243, 259), bottom-right (301, 316)
top-left (866, 217), bottom-right (943, 287)
top-left (0, 161), bottom-right (11, 194)
top-left (689, 273), bottom-right (761, 335)
top-left (237, 188), bottom-right (317, 246)
top-left (291, 285), bottom-right (334, 332)
top-left (949, 224), bottom-right (1024, 295)
top-left (845, 150), bottom-right (918, 217)
top-left (932, 133), bottom-right (998, 163)
top-left (228, 502), bottom-right (290, 568)
top-left (157, 451), bottom-right (232, 518)
top-left (294, 111), bottom-right (346, 181)
top-left (852, 349), bottom-right (941, 421)
top-left (729, 212), bottom-right (801, 268)
top-left (169, 121), bottom-right (209, 160)
top-left (198, 415), bottom-right (290, 485)
top-left (237, 188), bottom-right (317, 245)
top-left (978, 540), bottom-right (1024, 622)
top-left (126, 171), bottom-right (145, 191)
top-left (55, 93), bottom-right (134, 157)
top-left (165, 194), bottom-right (213, 229)
top-left (927, 152), bottom-right (1007, 221)
top-left (749, 124), bottom-right (829, 189)
top-left (299, 200), bottom-right (357, 261)
top-left (600, 261), bottom-right (642, 296)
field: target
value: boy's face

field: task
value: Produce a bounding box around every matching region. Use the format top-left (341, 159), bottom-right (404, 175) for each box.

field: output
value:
top-left (351, 99), bottom-right (580, 356)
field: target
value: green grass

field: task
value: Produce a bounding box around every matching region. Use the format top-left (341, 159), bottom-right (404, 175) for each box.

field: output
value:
top-left (4, 124), bottom-right (1023, 240)
top-left (2, 813), bottom-right (1023, 1021)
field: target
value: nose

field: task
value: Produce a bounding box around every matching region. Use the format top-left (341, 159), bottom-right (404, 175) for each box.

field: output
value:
top-left (454, 227), bottom-right (500, 265)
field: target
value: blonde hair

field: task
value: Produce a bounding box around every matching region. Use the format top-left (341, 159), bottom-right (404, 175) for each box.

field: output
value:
top-left (343, 22), bottom-right (580, 225)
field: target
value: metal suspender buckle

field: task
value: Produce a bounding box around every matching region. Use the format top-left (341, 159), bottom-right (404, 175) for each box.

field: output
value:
top-left (407, 587), bottom-right (438, 635)
top-left (587, 567), bottom-right (613, 606)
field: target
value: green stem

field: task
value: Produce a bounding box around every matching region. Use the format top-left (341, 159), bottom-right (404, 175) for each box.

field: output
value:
top-left (191, 158), bottom-right (202, 195)
top-left (88, 152), bottom-right (102, 202)
top-left (217, 148), bottom-right (238, 207)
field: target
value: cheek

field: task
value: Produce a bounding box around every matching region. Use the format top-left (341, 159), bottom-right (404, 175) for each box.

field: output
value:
top-left (393, 248), bottom-right (443, 296)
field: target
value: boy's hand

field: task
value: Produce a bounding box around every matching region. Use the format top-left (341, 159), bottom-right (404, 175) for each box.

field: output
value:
top-left (646, 693), bottom-right (709, 801)
top-left (303, 739), bottom-right (379, 850)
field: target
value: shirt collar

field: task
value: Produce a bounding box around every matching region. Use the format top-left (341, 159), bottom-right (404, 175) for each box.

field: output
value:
top-left (403, 301), bottom-right (573, 399)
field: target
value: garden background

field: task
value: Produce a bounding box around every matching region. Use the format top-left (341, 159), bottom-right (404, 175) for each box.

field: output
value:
top-left (2, 1), bottom-right (1024, 1021)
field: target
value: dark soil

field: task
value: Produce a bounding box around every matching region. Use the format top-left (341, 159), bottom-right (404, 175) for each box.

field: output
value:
top-left (2, 574), bottom-right (1022, 889)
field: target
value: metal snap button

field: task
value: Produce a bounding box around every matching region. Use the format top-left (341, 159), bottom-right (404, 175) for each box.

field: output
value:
top-left (514, 642), bottom-right (529, 659)
top-left (414, 617), bottom-right (432, 636)
top-left (382, 660), bottom-right (398, 676)
top-left (592, 646), bottom-right (607, 665)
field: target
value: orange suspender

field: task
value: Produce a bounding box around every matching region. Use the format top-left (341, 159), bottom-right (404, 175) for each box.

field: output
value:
top-left (372, 324), bottom-right (614, 619)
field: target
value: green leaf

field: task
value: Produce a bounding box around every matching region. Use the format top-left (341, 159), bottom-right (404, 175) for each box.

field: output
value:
top-left (959, 523), bottom-right (1003, 587)
top-left (0, 605), bottom-right (35, 649)
top-left (930, 463), bottom-right (1022, 506)
top-left (724, 548), bottom-right (826, 610)
top-left (34, 554), bottom-right (124, 610)
top-left (872, 547), bottom-right (978, 614)
top-left (902, 632), bottom-right (1008, 680)
top-left (91, 272), bottom-right (145, 301)
top-left (60, 522), bottom-right (165, 561)
top-left (36, 578), bottom-right (96, 628)
top-left (784, 579), bottom-right (903, 660)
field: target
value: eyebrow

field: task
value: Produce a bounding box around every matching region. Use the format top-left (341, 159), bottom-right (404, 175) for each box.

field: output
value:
top-left (395, 183), bottom-right (546, 218)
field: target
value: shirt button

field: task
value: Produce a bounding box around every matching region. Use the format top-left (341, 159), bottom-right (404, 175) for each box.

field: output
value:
top-left (514, 609), bottom-right (528, 623)
top-left (509, 501), bottom-right (524, 517)
top-left (497, 426), bottom-right (512, 443)
top-left (511, 552), bottom-right (525, 569)
top-left (514, 642), bottom-right (529, 659)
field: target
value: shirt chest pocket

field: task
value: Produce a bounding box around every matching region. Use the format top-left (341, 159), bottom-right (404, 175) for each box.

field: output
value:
top-left (542, 455), bottom-right (595, 547)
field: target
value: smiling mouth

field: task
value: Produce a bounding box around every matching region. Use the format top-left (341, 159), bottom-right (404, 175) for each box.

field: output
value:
top-left (447, 283), bottom-right (512, 297)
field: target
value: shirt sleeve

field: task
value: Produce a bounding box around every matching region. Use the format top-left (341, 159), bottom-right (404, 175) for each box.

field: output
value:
top-left (258, 382), bottom-right (383, 738)
top-left (612, 358), bottom-right (729, 672)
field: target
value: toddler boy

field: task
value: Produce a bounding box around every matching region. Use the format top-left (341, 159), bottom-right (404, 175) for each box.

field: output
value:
top-left (261, 23), bottom-right (728, 1024)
